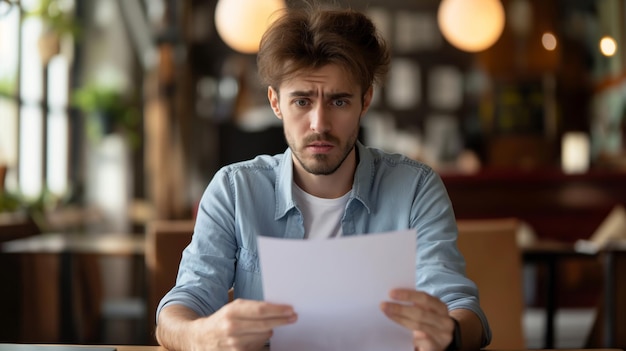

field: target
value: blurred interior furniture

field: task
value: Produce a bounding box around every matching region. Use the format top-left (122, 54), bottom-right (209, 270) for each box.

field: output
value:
top-left (0, 212), bottom-right (40, 243)
top-left (445, 171), bottom-right (626, 243)
top-left (1, 233), bottom-right (145, 344)
top-left (456, 218), bottom-right (525, 350)
top-left (488, 136), bottom-right (555, 170)
top-left (586, 242), bottom-right (626, 349)
top-left (445, 170), bottom-right (626, 309)
top-left (0, 212), bottom-right (40, 342)
top-left (522, 240), bottom-right (599, 348)
top-left (145, 220), bottom-right (195, 344)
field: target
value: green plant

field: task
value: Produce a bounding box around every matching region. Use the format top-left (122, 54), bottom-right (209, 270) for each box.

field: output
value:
top-left (0, 75), bottom-right (16, 97)
top-left (25, 0), bottom-right (80, 38)
top-left (0, 186), bottom-right (69, 232)
top-left (25, 0), bottom-right (81, 64)
top-left (71, 83), bottom-right (142, 147)
top-left (0, 191), bottom-right (21, 213)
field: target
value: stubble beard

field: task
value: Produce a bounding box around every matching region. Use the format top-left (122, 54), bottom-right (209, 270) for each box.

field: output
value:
top-left (290, 132), bottom-right (358, 176)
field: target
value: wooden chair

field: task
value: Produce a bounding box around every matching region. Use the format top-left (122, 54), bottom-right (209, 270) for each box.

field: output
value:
top-left (144, 219), bottom-right (238, 343)
top-left (456, 218), bottom-right (526, 349)
top-left (145, 220), bottom-right (196, 344)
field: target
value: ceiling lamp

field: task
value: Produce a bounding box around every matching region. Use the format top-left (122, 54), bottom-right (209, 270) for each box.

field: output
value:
top-left (214, 0), bottom-right (286, 54)
top-left (437, 0), bottom-right (506, 52)
top-left (599, 36), bottom-right (617, 57)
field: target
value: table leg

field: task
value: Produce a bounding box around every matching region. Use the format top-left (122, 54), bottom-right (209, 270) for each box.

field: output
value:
top-left (544, 257), bottom-right (556, 349)
top-left (603, 250), bottom-right (615, 348)
top-left (60, 252), bottom-right (75, 342)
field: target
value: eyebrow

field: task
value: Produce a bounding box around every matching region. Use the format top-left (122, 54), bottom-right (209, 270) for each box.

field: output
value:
top-left (288, 91), bottom-right (355, 100)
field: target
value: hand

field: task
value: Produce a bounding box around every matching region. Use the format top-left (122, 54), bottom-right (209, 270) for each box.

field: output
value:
top-left (380, 289), bottom-right (455, 351)
top-left (188, 299), bottom-right (297, 351)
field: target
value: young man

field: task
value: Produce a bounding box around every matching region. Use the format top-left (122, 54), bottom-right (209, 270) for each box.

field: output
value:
top-left (156, 6), bottom-right (491, 351)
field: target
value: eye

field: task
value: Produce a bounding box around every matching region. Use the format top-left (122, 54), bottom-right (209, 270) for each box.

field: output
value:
top-left (293, 99), bottom-right (309, 107)
top-left (333, 99), bottom-right (348, 107)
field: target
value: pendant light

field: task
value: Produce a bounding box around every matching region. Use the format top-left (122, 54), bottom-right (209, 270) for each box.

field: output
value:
top-left (437, 0), bottom-right (505, 52)
top-left (214, 0), bottom-right (286, 54)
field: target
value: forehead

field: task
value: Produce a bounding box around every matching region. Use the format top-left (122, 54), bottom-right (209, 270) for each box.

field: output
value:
top-left (278, 64), bottom-right (360, 93)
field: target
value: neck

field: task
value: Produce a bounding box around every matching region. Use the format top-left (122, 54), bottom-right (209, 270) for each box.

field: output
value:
top-left (293, 148), bottom-right (356, 199)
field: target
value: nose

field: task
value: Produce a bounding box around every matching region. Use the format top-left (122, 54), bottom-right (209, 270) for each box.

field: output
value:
top-left (309, 105), bottom-right (330, 133)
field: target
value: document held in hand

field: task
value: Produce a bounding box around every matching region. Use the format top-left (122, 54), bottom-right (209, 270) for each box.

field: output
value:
top-left (258, 229), bottom-right (416, 351)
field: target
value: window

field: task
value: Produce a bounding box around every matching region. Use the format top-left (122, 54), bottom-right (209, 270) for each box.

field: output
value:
top-left (0, 0), bottom-right (73, 201)
top-left (0, 1), bottom-right (20, 192)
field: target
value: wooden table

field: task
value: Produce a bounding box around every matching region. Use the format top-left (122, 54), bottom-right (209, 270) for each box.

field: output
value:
top-left (1, 232), bottom-right (145, 255)
top-left (1, 233), bottom-right (146, 343)
top-left (3, 234), bottom-right (623, 347)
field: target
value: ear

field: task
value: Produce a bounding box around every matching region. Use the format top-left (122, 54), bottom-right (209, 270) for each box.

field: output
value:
top-left (268, 86), bottom-right (282, 119)
top-left (361, 86), bottom-right (374, 117)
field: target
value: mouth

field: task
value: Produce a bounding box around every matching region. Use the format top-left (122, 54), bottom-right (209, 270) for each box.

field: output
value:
top-left (306, 141), bottom-right (334, 154)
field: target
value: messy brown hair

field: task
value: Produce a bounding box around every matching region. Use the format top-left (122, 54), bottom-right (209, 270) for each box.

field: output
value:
top-left (257, 5), bottom-right (390, 96)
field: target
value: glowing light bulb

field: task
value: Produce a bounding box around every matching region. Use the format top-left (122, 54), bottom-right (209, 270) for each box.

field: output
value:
top-left (599, 36), bottom-right (617, 57)
top-left (542, 32), bottom-right (557, 51)
top-left (215, 0), bottom-right (286, 54)
top-left (437, 0), bottom-right (505, 52)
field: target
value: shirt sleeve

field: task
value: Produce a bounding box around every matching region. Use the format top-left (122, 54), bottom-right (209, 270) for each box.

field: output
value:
top-left (412, 168), bottom-right (492, 347)
top-left (156, 168), bottom-right (238, 322)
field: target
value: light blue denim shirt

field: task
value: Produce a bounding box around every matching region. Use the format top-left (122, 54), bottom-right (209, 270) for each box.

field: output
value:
top-left (157, 141), bottom-right (491, 346)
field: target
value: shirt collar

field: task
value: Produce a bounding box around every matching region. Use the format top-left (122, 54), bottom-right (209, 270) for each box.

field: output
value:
top-left (351, 141), bottom-right (373, 214)
top-left (275, 147), bottom-right (296, 219)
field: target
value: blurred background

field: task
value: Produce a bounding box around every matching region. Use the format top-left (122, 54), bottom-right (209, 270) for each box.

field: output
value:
top-left (0, 0), bottom-right (625, 348)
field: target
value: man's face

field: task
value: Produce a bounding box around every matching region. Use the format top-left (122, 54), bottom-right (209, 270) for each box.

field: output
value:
top-left (268, 64), bottom-right (372, 176)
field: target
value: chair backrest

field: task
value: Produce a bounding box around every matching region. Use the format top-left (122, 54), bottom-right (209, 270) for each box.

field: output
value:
top-left (456, 218), bottom-right (526, 349)
top-left (145, 220), bottom-right (195, 343)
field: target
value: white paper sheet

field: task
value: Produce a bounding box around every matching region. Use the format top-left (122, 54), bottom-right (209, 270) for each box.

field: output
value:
top-left (258, 229), bottom-right (416, 351)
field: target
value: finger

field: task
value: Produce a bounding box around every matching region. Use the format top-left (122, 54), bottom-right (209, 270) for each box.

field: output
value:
top-left (381, 303), bottom-right (431, 330)
top-left (380, 301), bottom-right (451, 332)
top-left (389, 289), bottom-right (449, 315)
top-left (226, 299), bottom-right (296, 320)
top-left (224, 313), bottom-right (298, 335)
top-left (219, 301), bottom-right (297, 333)
top-left (381, 300), bottom-right (442, 324)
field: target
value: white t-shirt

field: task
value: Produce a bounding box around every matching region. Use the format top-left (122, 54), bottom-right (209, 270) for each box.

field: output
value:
top-left (292, 184), bottom-right (351, 240)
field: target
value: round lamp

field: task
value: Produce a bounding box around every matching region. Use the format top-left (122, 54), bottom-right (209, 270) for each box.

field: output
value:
top-left (215, 0), bottom-right (286, 54)
top-left (599, 36), bottom-right (617, 57)
top-left (437, 0), bottom-right (505, 52)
